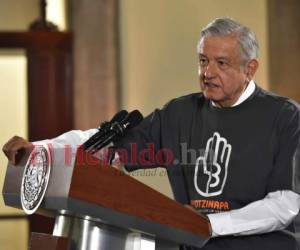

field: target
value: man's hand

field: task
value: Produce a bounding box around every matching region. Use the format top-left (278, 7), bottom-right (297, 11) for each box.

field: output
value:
top-left (2, 136), bottom-right (33, 165)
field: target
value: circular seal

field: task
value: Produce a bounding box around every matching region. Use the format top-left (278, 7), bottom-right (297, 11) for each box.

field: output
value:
top-left (21, 144), bottom-right (51, 214)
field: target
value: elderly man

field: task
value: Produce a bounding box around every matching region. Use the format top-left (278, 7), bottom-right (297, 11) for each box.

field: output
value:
top-left (3, 18), bottom-right (300, 250)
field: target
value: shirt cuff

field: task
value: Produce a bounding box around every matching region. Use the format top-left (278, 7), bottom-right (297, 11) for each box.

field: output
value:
top-left (207, 212), bottom-right (233, 237)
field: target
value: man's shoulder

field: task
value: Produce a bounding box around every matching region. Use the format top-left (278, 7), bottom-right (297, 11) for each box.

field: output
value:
top-left (255, 87), bottom-right (300, 115)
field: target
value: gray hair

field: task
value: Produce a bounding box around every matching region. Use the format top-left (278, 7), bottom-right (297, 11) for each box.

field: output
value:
top-left (197, 17), bottom-right (259, 63)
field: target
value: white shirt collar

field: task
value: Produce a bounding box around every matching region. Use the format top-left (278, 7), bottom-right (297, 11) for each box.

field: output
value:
top-left (211, 80), bottom-right (256, 107)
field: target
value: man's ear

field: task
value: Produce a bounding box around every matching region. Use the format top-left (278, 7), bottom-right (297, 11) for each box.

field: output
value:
top-left (245, 59), bottom-right (259, 80)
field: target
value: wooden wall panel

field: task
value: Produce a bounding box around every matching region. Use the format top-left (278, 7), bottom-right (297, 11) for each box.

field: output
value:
top-left (0, 32), bottom-right (73, 140)
top-left (27, 33), bottom-right (73, 140)
top-left (268, 0), bottom-right (300, 101)
top-left (29, 233), bottom-right (70, 250)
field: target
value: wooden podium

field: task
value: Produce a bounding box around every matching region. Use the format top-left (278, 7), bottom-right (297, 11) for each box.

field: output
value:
top-left (2, 148), bottom-right (210, 250)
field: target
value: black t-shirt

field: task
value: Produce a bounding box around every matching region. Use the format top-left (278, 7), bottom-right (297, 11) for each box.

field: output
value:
top-left (115, 85), bottom-right (300, 250)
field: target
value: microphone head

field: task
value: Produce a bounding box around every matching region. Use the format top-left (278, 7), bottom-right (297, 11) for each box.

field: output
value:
top-left (110, 110), bottom-right (143, 136)
top-left (124, 110), bottom-right (144, 129)
top-left (98, 110), bottom-right (128, 129)
top-left (111, 110), bottom-right (128, 123)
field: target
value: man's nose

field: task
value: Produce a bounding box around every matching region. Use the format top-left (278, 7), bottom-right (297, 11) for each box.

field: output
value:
top-left (203, 62), bottom-right (217, 79)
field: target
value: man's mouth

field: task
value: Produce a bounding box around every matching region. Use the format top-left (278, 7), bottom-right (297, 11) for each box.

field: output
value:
top-left (204, 82), bottom-right (220, 88)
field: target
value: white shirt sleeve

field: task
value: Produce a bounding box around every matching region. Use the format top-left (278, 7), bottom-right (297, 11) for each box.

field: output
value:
top-left (207, 190), bottom-right (300, 237)
top-left (32, 129), bottom-right (98, 167)
top-left (33, 129), bottom-right (98, 147)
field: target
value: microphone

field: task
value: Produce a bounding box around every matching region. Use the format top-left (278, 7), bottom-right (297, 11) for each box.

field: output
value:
top-left (89, 110), bottom-right (143, 154)
top-left (82, 110), bottom-right (128, 151)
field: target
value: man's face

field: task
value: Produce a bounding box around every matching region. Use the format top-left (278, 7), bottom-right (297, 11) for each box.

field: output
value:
top-left (198, 35), bottom-right (252, 107)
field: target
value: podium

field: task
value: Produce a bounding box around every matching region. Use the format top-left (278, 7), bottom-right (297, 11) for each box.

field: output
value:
top-left (2, 148), bottom-right (210, 250)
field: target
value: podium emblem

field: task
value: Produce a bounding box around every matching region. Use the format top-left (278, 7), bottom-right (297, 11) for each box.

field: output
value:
top-left (21, 144), bottom-right (51, 214)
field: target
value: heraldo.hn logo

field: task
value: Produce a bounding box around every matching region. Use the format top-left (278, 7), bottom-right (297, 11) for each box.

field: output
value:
top-left (194, 132), bottom-right (232, 197)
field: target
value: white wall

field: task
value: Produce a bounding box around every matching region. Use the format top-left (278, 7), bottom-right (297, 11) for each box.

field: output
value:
top-left (0, 0), bottom-right (38, 30)
top-left (120, 0), bottom-right (268, 115)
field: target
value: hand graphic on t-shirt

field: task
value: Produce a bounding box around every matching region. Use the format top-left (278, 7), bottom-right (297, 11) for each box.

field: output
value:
top-left (194, 132), bottom-right (232, 197)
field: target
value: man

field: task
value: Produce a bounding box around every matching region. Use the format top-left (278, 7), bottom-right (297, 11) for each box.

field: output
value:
top-left (3, 18), bottom-right (300, 249)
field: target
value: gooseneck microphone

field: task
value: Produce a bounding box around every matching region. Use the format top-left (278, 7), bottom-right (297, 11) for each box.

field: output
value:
top-left (82, 110), bottom-right (128, 151)
top-left (89, 110), bottom-right (143, 154)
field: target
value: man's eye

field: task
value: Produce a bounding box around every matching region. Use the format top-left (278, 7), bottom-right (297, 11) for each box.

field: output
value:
top-left (199, 58), bottom-right (208, 66)
top-left (217, 60), bottom-right (229, 68)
